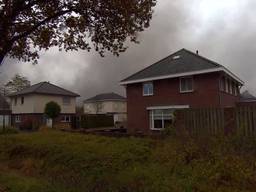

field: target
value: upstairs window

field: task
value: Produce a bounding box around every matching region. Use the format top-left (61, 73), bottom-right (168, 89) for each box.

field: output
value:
top-left (21, 97), bottom-right (24, 105)
top-left (180, 77), bottom-right (193, 93)
top-left (143, 82), bottom-right (153, 96)
top-left (228, 79), bottom-right (233, 94)
top-left (234, 84), bottom-right (240, 96)
top-left (220, 77), bottom-right (225, 91)
top-left (234, 83), bottom-right (238, 96)
top-left (63, 97), bottom-right (71, 105)
top-left (225, 78), bottom-right (229, 93)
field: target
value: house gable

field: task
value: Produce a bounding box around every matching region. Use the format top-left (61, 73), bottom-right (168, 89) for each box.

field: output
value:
top-left (120, 49), bottom-right (243, 85)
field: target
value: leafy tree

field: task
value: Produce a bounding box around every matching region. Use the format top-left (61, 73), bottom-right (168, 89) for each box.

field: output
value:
top-left (5, 74), bottom-right (30, 93)
top-left (44, 101), bottom-right (61, 128)
top-left (0, 0), bottom-right (156, 64)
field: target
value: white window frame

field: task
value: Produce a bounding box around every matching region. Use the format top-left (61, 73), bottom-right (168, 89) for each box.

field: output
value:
top-left (61, 115), bottom-right (71, 123)
top-left (225, 78), bottom-right (229, 93)
top-left (148, 105), bottom-right (189, 131)
top-left (150, 110), bottom-right (174, 130)
top-left (15, 115), bottom-right (21, 123)
top-left (143, 82), bottom-right (153, 96)
top-left (229, 80), bottom-right (233, 94)
top-left (234, 83), bottom-right (238, 96)
top-left (180, 76), bottom-right (194, 93)
top-left (220, 77), bottom-right (225, 92)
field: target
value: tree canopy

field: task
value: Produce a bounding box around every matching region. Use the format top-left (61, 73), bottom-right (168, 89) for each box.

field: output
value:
top-left (5, 74), bottom-right (31, 93)
top-left (44, 101), bottom-right (61, 119)
top-left (0, 0), bottom-right (156, 64)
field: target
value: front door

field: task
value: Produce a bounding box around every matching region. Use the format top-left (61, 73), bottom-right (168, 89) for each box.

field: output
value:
top-left (46, 118), bottom-right (52, 128)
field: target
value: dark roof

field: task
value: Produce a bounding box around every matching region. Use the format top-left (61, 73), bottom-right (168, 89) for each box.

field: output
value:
top-left (121, 48), bottom-right (225, 83)
top-left (84, 93), bottom-right (126, 103)
top-left (240, 91), bottom-right (256, 102)
top-left (8, 82), bottom-right (80, 97)
top-left (0, 94), bottom-right (10, 110)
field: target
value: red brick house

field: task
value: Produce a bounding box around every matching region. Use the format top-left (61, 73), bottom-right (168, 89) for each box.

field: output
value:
top-left (120, 49), bottom-right (244, 134)
top-left (8, 82), bottom-right (79, 129)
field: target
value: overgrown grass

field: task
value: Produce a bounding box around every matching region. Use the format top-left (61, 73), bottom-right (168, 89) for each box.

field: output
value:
top-left (0, 126), bottom-right (19, 135)
top-left (0, 130), bottom-right (255, 191)
top-left (0, 170), bottom-right (74, 192)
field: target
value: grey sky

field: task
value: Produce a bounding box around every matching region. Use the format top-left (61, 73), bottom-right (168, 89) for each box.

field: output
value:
top-left (1, 0), bottom-right (256, 104)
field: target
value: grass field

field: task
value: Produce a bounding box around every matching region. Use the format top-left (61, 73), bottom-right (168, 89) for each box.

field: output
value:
top-left (0, 130), bottom-right (255, 192)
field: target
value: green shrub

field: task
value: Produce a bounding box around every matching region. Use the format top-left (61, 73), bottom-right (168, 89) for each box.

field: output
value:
top-left (0, 126), bottom-right (18, 134)
top-left (81, 114), bottom-right (114, 129)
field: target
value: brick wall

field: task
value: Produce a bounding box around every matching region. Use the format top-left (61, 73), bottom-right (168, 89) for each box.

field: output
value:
top-left (12, 114), bottom-right (76, 129)
top-left (126, 72), bottom-right (240, 134)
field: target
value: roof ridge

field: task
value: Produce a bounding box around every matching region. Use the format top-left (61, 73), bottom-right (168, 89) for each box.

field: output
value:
top-left (43, 82), bottom-right (79, 96)
top-left (33, 82), bottom-right (46, 93)
top-left (84, 92), bottom-right (126, 102)
top-left (121, 48), bottom-right (185, 82)
top-left (8, 81), bottom-right (79, 97)
top-left (183, 49), bottom-right (221, 67)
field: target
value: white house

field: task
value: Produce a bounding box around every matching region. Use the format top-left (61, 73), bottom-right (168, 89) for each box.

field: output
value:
top-left (84, 93), bottom-right (127, 123)
top-left (8, 82), bottom-right (79, 128)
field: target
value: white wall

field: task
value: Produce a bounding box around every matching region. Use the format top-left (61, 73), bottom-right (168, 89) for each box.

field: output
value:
top-left (11, 94), bottom-right (35, 114)
top-left (33, 95), bottom-right (76, 114)
top-left (84, 101), bottom-right (127, 114)
top-left (11, 94), bottom-right (76, 114)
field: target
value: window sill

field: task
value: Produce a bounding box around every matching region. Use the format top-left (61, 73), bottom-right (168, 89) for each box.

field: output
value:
top-left (180, 90), bottom-right (194, 94)
top-left (220, 90), bottom-right (238, 96)
top-left (150, 128), bottom-right (164, 131)
top-left (143, 94), bottom-right (154, 97)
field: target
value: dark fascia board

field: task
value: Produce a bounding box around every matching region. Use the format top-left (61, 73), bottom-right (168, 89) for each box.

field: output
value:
top-left (84, 99), bottom-right (126, 103)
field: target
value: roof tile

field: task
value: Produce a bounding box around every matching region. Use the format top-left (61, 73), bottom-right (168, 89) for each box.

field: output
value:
top-left (121, 49), bottom-right (221, 82)
top-left (8, 82), bottom-right (79, 97)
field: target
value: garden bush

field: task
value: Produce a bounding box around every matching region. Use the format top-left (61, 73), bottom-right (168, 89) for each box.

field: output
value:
top-left (0, 126), bottom-right (18, 134)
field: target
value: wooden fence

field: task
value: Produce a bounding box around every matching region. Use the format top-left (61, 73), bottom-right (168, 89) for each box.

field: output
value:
top-left (176, 106), bottom-right (256, 137)
top-left (236, 106), bottom-right (256, 137)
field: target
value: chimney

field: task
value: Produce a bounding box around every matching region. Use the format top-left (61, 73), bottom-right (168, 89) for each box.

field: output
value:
top-left (196, 50), bottom-right (199, 55)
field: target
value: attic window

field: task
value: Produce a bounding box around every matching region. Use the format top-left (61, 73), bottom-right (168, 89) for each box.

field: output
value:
top-left (173, 55), bottom-right (181, 60)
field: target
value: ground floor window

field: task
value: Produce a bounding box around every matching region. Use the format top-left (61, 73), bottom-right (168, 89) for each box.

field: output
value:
top-left (149, 109), bottom-right (175, 130)
top-left (0, 115), bottom-right (10, 127)
top-left (15, 115), bottom-right (21, 123)
top-left (61, 115), bottom-right (71, 122)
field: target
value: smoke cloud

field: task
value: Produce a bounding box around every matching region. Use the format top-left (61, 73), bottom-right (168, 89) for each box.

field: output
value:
top-left (1, 0), bottom-right (256, 104)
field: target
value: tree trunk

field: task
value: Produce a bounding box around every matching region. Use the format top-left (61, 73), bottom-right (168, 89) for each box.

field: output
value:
top-left (0, 55), bottom-right (4, 65)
